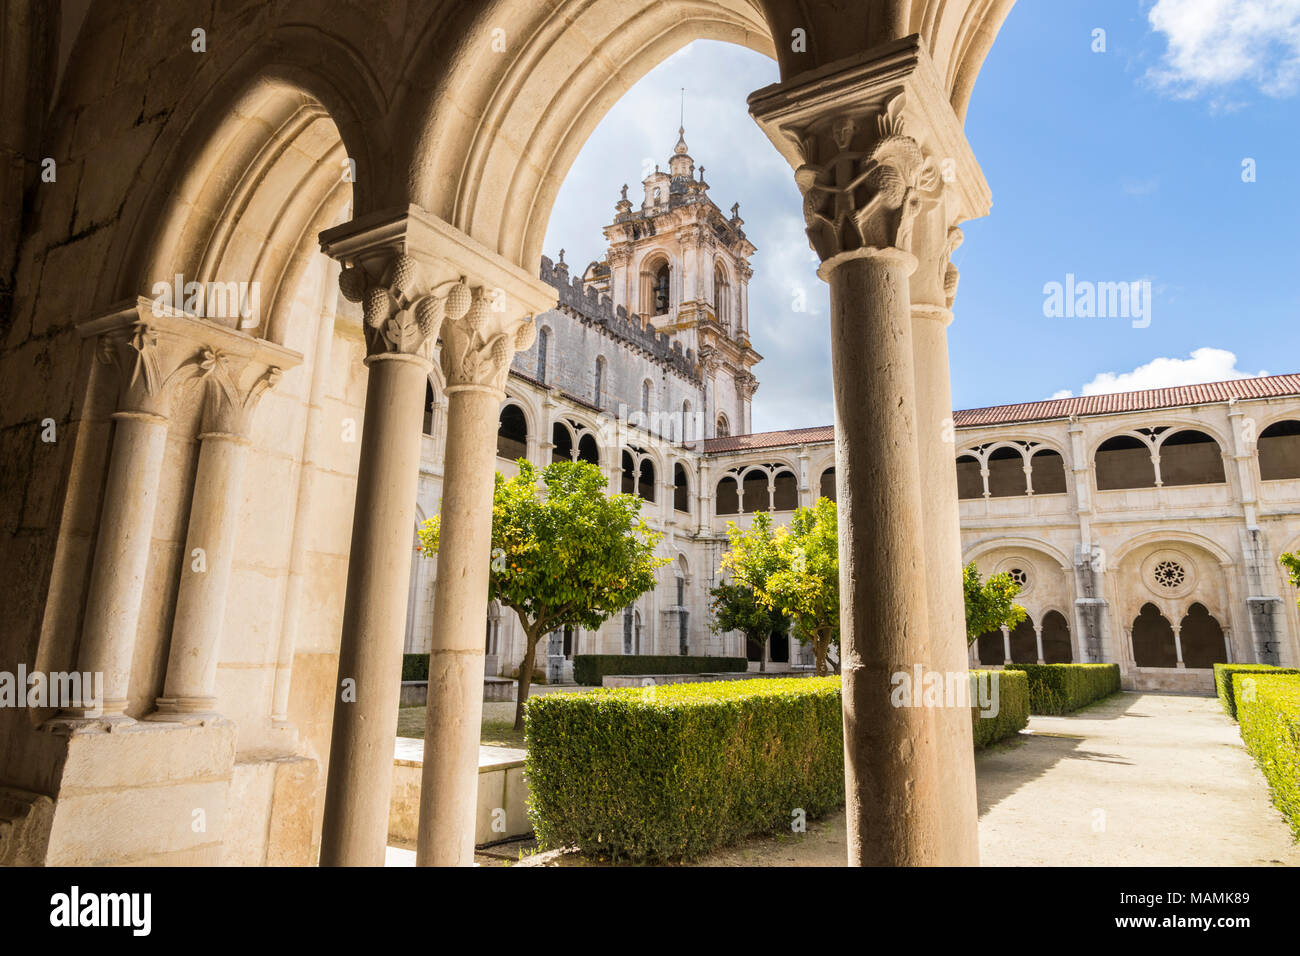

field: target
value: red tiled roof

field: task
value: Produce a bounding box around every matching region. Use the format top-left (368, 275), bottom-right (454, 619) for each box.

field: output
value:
top-left (701, 374), bottom-right (1300, 453)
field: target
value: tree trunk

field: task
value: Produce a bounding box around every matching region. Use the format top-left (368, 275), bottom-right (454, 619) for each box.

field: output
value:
top-left (813, 635), bottom-right (827, 677)
top-left (514, 631), bottom-right (539, 732)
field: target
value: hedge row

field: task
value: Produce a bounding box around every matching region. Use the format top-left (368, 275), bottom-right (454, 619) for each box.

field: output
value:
top-left (971, 669), bottom-right (1029, 747)
top-left (1004, 663), bottom-right (1121, 715)
top-left (1233, 673), bottom-right (1300, 840)
top-left (1214, 663), bottom-right (1300, 720)
top-left (526, 676), bottom-right (843, 862)
top-left (525, 670), bottom-right (1028, 861)
top-left (402, 654), bottom-right (428, 682)
top-left (572, 654), bottom-right (748, 686)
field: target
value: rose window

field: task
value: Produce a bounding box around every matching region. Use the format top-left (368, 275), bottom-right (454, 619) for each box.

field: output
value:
top-left (1009, 568), bottom-right (1028, 587)
top-left (1153, 560), bottom-right (1186, 590)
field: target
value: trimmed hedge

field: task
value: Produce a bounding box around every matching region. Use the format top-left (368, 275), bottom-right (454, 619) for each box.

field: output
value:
top-left (1233, 672), bottom-right (1300, 840)
top-left (1004, 663), bottom-right (1121, 715)
top-left (526, 676), bottom-right (843, 862)
top-left (1215, 663), bottom-right (1300, 720)
top-left (402, 654), bottom-right (428, 682)
top-left (971, 669), bottom-right (1029, 747)
top-left (572, 654), bottom-right (748, 686)
top-left (526, 669), bottom-right (1028, 861)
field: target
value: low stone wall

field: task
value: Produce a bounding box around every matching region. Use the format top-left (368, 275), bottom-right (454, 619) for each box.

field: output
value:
top-left (388, 739), bottom-right (531, 847)
top-left (400, 678), bottom-right (517, 706)
top-left (1126, 667), bottom-right (1216, 694)
top-left (603, 671), bottom-right (818, 688)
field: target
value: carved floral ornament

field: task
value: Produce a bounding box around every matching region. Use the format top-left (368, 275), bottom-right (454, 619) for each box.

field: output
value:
top-left (337, 253), bottom-right (537, 392)
top-left (96, 322), bottom-right (281, 425)
top-left (793, 93), bottom-right (943, 265)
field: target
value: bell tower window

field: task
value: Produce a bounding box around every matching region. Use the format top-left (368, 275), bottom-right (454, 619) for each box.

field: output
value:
top-left (653, 263), bottom-right (670, 316)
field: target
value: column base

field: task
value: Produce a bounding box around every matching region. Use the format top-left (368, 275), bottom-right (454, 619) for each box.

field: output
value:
top-left (42, 709), bottom-right (136, 735)
top-left (147, 696), bottom-right (222, 725)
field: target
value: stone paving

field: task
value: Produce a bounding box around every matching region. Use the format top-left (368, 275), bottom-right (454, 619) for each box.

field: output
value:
top-left (391, 692), bottom-right (1298, 867)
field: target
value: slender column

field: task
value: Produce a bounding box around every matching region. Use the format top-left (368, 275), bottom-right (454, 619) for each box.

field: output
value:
top-left (1034, 624), bottom-right (1045, 665)
top-left (317, 247), bottom-right (443, 866)
top-left (1001, 625), bottom-right (1012, 665)
top-left (1172, 623), bottom-right (1185, 668)
top-left (154, 361), bottom-right (283, 718)
top-left (417, 285), bottom-right (523, 865)
top-left (74, 408), bottom-right (170, 719)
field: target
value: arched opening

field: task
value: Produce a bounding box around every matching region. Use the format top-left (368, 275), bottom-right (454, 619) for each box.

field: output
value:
top-left (576, 433), bottom-right (600, 466)
top-left (956, 454), bottom-right (984, 499)
top-left (1096, 435), bottom-right (1155, 490)
top-left (1008, 616), bottom-right (1037, 663)
top-left (682, 400), bottom-right (694, 442)
top-left (496, 405), bottom-right (528, 460)
top-left (652, 261), bottom-right (671, 315)
top-left (1159, 430), bottom-right (1225, 486)
top-left (1179, 603), bottom-right (1227, 669)
top-left (674, 463), bottom-right (690, 513)
top-left (819, 466), bottom-right (836, 502)
top-left (976, 630), bottom-right (1004, 666)
top-left (987, 446), bottom-right (1027, 497)
top-left (713, 261), bottom-right (730, 329)
top-left (1030, 449), bottom-right (1067, 494)
top-left (1041, 610), bottom-right (1072, 663)
top-left (552, 422), bottom-right (574, 462)
top-left (715, 476), bottom-right (739, 516)
top-left (422, 381), bottom-right (436, 437)
top-left (1258, 420), bottom-right (1300, 480)
top-left (621, 450), bottom-right (636, 495)
top-left (1132, 603), bottom-right (1177, 667)
top-left (772, 469), bottom-right (798, 511)
top-left (741, 469), bottom-right (769, 513)
top-left (637, 459), bottom-right (656, 502)
top-left (641, 379), bottom-right (653, 416)
top-left (716, 413), bottom-right (730, 438)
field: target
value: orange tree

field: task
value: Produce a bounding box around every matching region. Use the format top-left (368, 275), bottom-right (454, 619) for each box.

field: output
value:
top-left (419, 459), bottom-right (667, 729)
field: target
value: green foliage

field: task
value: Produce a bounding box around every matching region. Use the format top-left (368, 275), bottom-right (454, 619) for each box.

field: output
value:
top-left (572, 655), bottom-right (748, 686)
top-left (1282, 552), bottom-right (1300, 609)
top-left (962, 563), bottom-right (1027, 644)
top-left (970, 669), bottom-right (1029, 748)
top-left (717, 501), bottom-right (840, 675)
top-left (1214, 663), bottom-right (1300, 720)
top-left (1004, 663), bottom-right (1121, 715)
top-left (1233, 672), bottom-right (1300, 840)
top-left (418, 459), bottom-right (669, 727)
top-left (525, 677), bottom-right (844, 862)
top-left (402, 654), bottom-right (428, 682)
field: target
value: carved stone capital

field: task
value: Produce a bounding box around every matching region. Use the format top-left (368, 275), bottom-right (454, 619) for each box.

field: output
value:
top-left (734, 370), bottom-right (759, 400)
top-left (194, 353), bottom-right (284, 438)
top-left (749, 36), bottom-right (991, 272)
top-left (81, 299), bottom-right (301, 419)
top-left (320, 206), bottom-right (558, 373)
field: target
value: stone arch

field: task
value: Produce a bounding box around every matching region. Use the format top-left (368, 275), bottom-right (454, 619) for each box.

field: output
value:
top-left (1179, 602), bottom-right (1227, 669)
top-left (106, 27), bottom-right (389, 328)
top-left (715, 474), bottom-right (740, 516)
top-left (1041, 609), bottom-right (1072, 663)
top-left (673, 462), bottom-right (691, 513)
top-left (1030, 447), bottom-right (1068, 494)
top-left (772, 468), bottom-right (798, 511)
top-left (1132, 603), bottom-right (1177, 668)
top-left (576, 433), bottom-right (600, 466)
top-left (975, 630), bottom-right (1003, 665)
top-left (963, 536), bottom-right (1074, 576)
top-left (551, 420), bottom-right (575, 462)
top-left (955, 453), bottom-right (983, 499)
top-left (716, 412), bottom-right (731, 438)
top-left (1095, 433), bottom-right (1155, 490)
top-left (1110, 529), bottom-right (1235, 570)
top-left (1008, 615), bottom-right (1037, 664)
top-left (985, 444), bottom-right (1027, 497)
top-left (1156, 429), bottom-right (1226, 486)
top-left (819, 466), bottom-right (836, 502)
top-left (496, 403), bottom-right (528, 460)
top-left (1258, 419), bottom-right (1300, 480)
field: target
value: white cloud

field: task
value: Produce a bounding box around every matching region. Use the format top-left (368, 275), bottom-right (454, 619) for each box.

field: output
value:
top-left (1147, 0), bottom-right (1300, 98)
top-left (1051, 347), bottom-right (1269, 398)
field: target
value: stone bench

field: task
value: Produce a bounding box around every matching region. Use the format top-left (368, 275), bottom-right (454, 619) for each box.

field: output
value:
top-left (388, 739), bottom-right (531, 848)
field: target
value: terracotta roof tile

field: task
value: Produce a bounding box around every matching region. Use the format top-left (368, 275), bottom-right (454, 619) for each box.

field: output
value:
top-left (701, 373), bottom-right (1300, 453)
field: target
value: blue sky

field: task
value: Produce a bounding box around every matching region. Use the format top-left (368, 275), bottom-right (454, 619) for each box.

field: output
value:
top-left (542, 1), bottom-right (1300, 433)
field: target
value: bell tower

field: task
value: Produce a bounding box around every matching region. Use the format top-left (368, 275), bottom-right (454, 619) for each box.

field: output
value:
top-left (584, 127), bottom-right (762, 437)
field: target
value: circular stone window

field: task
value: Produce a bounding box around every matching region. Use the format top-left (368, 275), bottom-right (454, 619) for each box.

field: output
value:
top-left (1152, 560), bottom-right (1186, 591)
top-left (1141, 548), bottom-right (1197, 599)
top-left (994, 558), bottom-right (1034, 596)
top-left (1009, 568), bottom-right (1029, 588)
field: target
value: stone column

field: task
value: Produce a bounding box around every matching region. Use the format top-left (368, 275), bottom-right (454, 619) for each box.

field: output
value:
top-left (316, 241), bottom-right (443, 867)
top-left (417, 288), bottom-right (541, 867)
top-left (1034, 624), bottom-right (1045, 665)
top-left (1172, 623), bottom-right (1185, 668)
top-left (1001, 625), bottom-right (1012, 665)
top-left (153, 356), bottom-right (286, 719)
top-left (751, 44), bottom-right (993, 865)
